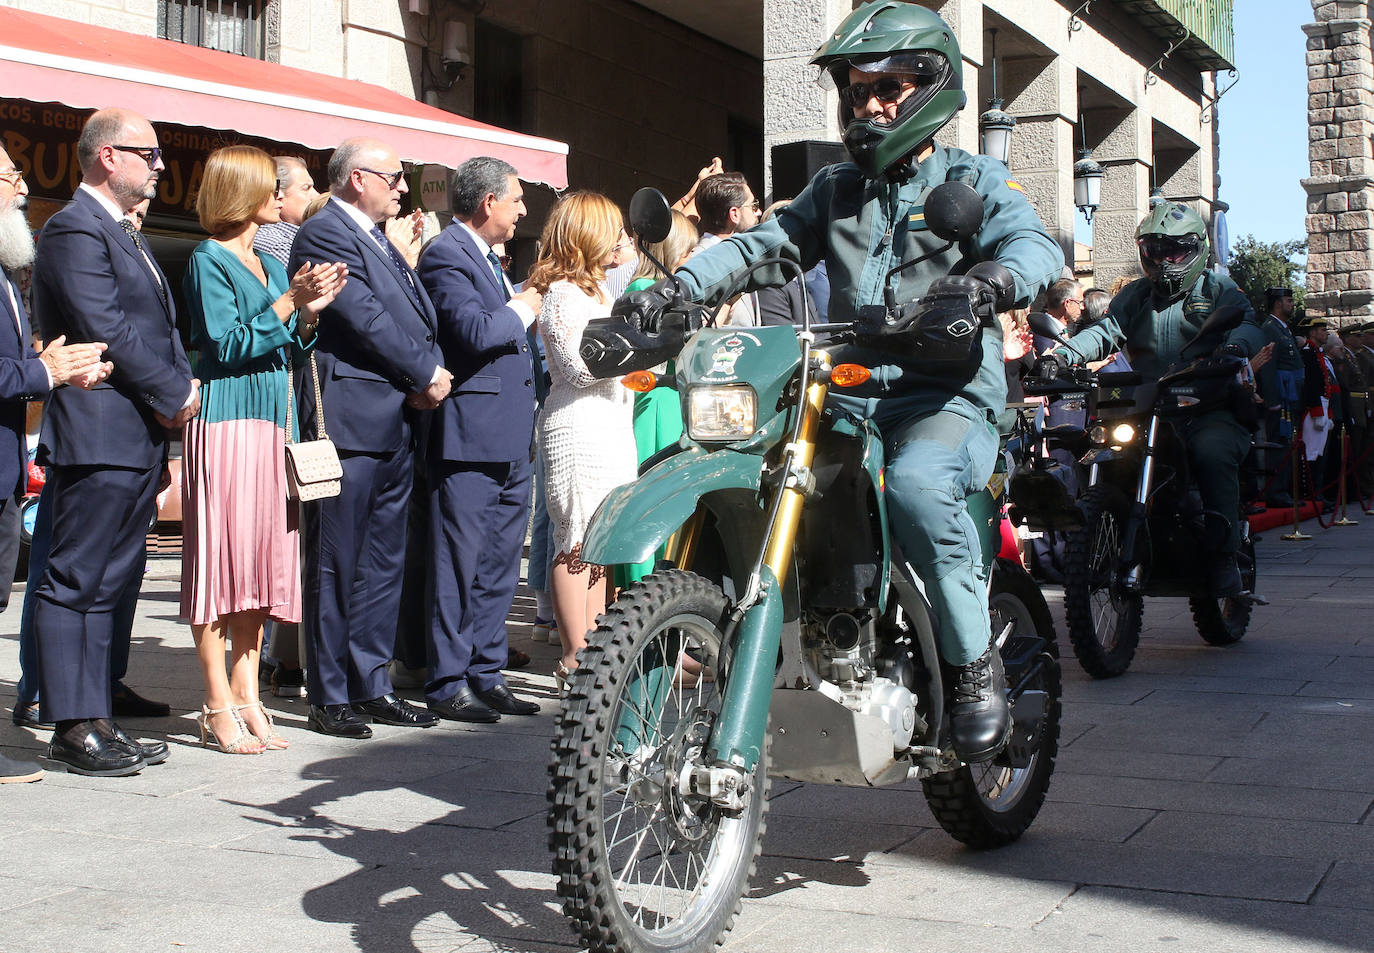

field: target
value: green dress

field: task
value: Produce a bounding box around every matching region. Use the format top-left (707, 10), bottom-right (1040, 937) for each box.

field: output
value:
top-left (615, 276), bottom-right (685, 586)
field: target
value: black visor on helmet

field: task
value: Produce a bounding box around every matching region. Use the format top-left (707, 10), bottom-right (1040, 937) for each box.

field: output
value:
top-left (1138, 234), bottom-right (1201, 266)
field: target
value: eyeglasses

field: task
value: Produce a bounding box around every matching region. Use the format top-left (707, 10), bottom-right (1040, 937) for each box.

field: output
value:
top-left (359, 167), bottom-right (406, 189)
top-left (274, 180), bottom-right (286, 197)
top-left (611, 238), bottom-right (634, 253)
top-left (112, 145), bottom-right (163, 165)
top-left (839, 77), bottom-right (913, 109)
top-left (1068, 298), bottom-right (1086, 308)
top-left (0, 169), bottom-right (22, 186)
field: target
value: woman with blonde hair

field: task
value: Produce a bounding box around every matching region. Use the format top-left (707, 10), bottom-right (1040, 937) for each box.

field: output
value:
top-left (182, 145), bottom-right (346, 753)
top-left (529, 191), bottom-right (638, 682)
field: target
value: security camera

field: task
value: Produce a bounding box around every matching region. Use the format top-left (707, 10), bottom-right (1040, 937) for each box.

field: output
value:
top-left (441, 21), bottom-right (471, 76)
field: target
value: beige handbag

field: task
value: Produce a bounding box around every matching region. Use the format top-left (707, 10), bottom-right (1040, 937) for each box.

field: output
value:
top-left (284, 352), bottom-right (343, 501)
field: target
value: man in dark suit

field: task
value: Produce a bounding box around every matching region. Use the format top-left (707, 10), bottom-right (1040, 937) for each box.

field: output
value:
top-left (30, 109), bottom-right (191, 776)
top-left (0, 144), bottom-right (116, 782)
top-left (289, 137), bottom-right (450, 738)
top-left (415, 157), bottom-right (543, 722)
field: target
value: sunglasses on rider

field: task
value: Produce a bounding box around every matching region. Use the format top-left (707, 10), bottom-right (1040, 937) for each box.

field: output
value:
top-left (839, 77), bottom-right (914, 109)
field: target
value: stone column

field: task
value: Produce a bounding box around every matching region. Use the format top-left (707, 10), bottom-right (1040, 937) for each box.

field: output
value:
top-left (1089, 107), bottom-right (1152, 288)
top-left (762, 0), bottom-right (855, 196)
top-left (999, 54), bottom-right (1077, 267)
top-left (1303, 1), bottom-right (1374, 329)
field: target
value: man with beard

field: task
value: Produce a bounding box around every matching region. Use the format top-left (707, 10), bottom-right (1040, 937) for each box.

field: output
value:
top-left (30, 109), bottom-right (197, 776)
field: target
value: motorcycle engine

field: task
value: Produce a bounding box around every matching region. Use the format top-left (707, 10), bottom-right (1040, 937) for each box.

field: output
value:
top-left (803, 609), bottom-right (918, 751)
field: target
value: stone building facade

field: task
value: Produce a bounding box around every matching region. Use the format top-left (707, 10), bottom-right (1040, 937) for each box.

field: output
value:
top-left (1303, 0), bottom-right (1374, 329)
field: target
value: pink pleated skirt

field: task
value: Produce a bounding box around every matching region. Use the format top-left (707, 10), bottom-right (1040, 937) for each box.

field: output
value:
top-left (180, 417), bottom-right (302, 625)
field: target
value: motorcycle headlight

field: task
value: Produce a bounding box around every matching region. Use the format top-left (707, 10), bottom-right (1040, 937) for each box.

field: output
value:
top-left (687, 385), bottom-right (757, 442)
top-left (1110, 423), bottom-right (1136, 444)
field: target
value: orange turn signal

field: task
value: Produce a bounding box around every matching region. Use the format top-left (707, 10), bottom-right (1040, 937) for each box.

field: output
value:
top-left (830, 363), bottom-right (871, 388)
top-left (621, 370), bottom-right (658, 393)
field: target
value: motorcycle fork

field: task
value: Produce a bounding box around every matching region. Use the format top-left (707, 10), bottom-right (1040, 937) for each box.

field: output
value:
top-left (1118, 414), bottom-right (1160, 594)
top-left (706, 351), bottom-right (832, 774)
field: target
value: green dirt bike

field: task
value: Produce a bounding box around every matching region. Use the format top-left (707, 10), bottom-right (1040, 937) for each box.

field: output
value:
top-left (547, 184), bottom-right (1062, 953)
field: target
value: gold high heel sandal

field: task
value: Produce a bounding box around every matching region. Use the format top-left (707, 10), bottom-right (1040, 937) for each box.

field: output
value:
top-left (198, 705), bottom-right (265, 755)
top-left (239, 702), bottom-right (289, 750)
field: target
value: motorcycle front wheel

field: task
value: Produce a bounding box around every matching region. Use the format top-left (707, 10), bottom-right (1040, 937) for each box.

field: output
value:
top-left (549, 570), bottom-right (768, 953)
top-left (1063, 484), bottom-right (1143, 678)
top-left (1190, 533), bottom-right (1255, 645)
top-left (923, 559), bottom-right (1062, 848)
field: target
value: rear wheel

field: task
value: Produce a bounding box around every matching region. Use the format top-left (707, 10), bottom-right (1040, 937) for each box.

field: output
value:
top-left (1190, 534), bottom-right (1255, 646)
top-left (549, 570), bottom-right (768, 953)
top-left (1063, 485), bottom-right (1142, 678)
top-left (923, 560), bottom-right (1061, 848)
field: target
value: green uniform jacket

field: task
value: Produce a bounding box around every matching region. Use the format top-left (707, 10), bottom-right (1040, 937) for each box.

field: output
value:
top-left (673, 146), bottom-right (1064, 421)
top-left (1064, 272), bottom-right (1266, 379)
top-left (1255, 312), bottom-right (1304, 407)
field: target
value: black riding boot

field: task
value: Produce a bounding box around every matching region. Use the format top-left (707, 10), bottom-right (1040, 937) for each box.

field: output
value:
top-left (1203, 510), bottom-right (1242, 598)
top-left (947, 645), bottom-right (1011, 763)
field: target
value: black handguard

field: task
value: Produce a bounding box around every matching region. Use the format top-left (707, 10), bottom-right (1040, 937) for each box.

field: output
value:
top-left (579, 280), bottom-right (708, 379)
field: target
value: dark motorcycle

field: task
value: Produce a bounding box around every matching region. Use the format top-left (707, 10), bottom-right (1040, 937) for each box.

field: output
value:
top-left (547, 184), bottom-right (1062, 953)
top-left (1028, 311), bottom-right (1260, 678)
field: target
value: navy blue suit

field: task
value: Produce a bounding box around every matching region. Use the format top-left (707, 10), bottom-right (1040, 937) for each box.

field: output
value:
top-left (289, 200), bottom-right (443, 706)
top-left (30, 187), bottom-right (192, 723)
top-left (415, 223), bottom-right (536, 700)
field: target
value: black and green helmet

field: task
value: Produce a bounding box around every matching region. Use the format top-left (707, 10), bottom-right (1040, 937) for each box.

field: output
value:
top-left (1135, 202), bottom-right (1210, 302)
top-left (811, 1), bottom-right (966, 180)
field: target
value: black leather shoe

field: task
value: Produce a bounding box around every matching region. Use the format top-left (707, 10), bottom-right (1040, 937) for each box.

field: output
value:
top-left (47, 721), bottom-right (145, 777)
top-left (354, 693), bottom-right (438, 728)
top-left (0, 752), bottom-right (43, 783)
top-left (99, 719), bottom-right (170, 765)
top-left (947, 647), bottom-right (1011, 764)
top-left (475, 683), bottom-right (540, 716)
top-left (504, 648), bottom-right (532, 670)
top-left (111, 682), bottom-right (171, 718)
top-left (12, 702), bottom-right (53, 730)
top-left (428, 685), bottom-right (500, 723)
top-left (1266, 493), bottom-right (1295, 508)
top-left (308, 704), bottom-right (373, 739)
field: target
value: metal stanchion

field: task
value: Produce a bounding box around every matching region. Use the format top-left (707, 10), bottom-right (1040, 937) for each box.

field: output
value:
top-left (1282, 427), bottom-right (1312, 541)
top-left (1335, 422), bottom-right (1359, 526)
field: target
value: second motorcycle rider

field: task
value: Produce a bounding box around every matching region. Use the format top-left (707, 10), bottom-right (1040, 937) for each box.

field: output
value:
top-left (653, 1), bottom-right (1063, 761)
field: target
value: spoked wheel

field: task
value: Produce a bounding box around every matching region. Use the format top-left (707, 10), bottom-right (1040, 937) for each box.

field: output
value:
top-left (1190, 533), bottom-right (1255, 646)
top-left (923, 559), bottom-right (1062, 848)
top-left (549, 570), bottom-right (768, 953)
top-left (1063, 485), bottom-right (1143, 678)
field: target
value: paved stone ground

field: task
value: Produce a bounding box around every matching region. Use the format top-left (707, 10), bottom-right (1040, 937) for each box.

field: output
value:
top-left (2, 518), bottom-right (1372, 953)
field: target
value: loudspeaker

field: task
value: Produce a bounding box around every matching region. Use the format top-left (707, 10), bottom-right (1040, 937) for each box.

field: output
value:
top-left (770, 140), bottom-right (849, 200)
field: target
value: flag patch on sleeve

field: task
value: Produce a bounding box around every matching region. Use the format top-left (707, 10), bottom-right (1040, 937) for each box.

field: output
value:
top-left (1006, 180), bottom-right (1026, 193)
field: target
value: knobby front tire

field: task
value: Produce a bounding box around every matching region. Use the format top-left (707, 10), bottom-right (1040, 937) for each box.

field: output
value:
top-left (1063, 485), bottom-right (1143, 678)
top-left (548, 570), bottom-right (769, 953)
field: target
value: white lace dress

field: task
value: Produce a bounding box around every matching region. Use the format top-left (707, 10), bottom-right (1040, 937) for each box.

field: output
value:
top-left (538, 280), bottom-right (638, 563)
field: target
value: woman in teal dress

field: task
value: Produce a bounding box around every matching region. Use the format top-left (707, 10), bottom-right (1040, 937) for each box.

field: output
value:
top-left (181, 145), bottom-right (346, 754)
top-left (616, 209), bottom-right (699, 586)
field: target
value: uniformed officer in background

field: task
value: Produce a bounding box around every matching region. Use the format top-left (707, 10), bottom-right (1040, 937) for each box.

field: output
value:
top-left (665, 1), bottom-right (1064, 762)
top-left (1256, 287), bottom-right (1304, 507)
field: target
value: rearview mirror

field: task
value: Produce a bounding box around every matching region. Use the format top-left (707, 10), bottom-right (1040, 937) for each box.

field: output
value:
top-left (923, 182), bottom-right (984, 243)
top-left (1027, 310), bottom-right (1069, 345)
top-left (629, 188), bottom-right (673, 245)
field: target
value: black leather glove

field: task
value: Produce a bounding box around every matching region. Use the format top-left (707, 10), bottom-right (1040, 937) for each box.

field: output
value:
top-left (1033, 352), bottom-right (1069, 380)
top-left (610, 280), bottom-right (674, 333)
top-left (925, 261), bottom-right (1017, 329)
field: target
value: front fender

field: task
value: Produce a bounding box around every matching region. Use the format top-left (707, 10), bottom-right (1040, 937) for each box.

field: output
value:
top-left (582, 447), bottom-right (765, 566)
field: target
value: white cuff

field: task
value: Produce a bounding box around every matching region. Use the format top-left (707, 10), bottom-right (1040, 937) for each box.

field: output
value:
top-left (181, 384), bottom-right (196, 409)
top-left (509, 300), bottom-right (536, 330)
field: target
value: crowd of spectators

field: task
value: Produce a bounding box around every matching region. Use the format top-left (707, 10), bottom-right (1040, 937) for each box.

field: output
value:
top-left (0, 104), bottom-right (776, 782)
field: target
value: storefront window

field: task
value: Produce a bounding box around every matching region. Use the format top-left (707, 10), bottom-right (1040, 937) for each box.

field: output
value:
top-left (158, 0), bottom-right (264, 59)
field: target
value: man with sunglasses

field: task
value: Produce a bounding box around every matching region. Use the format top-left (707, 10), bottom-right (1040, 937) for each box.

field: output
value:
top-left (30, 108), bottom-right (191, 775)
top-left (289, 137), bottom-right (450, 738)
top-left (649, 1), bottom-right (1064, 763)
top-left (1056, 202), bottom-right (1267, 598)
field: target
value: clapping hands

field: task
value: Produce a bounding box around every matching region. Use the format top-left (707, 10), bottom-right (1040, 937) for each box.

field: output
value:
top-left (290, 261), bottom-right (349, 315)
top-left (40, 335), bottom-right (113, 390)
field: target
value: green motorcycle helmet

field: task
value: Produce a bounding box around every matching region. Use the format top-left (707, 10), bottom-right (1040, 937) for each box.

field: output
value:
top-left (1136, 202), bottom-right (1211, 302)
top-left (811, 1), bottom-right (966, 180)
